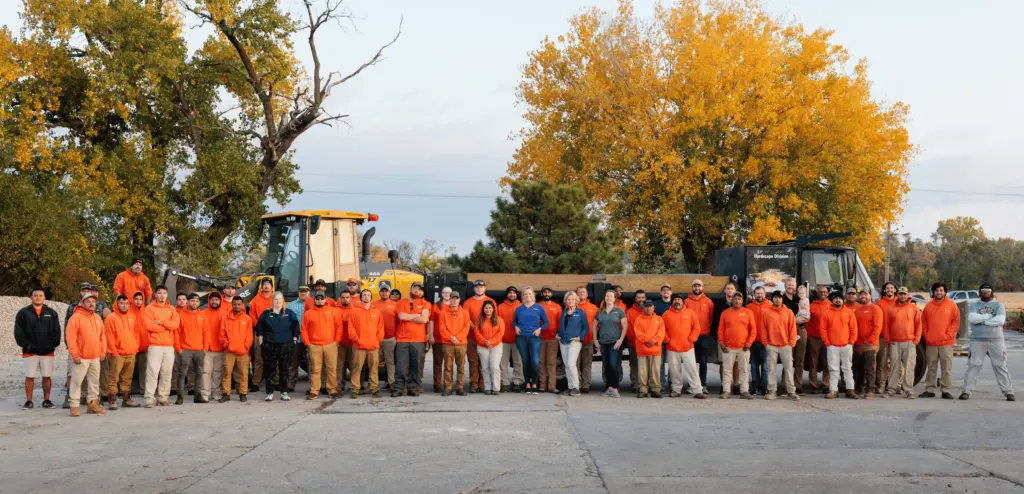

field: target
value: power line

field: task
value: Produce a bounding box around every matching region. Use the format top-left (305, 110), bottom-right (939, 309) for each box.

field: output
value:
top-left (913, 188), bottom-right (1024, 198)
top-left (303, 189), bottom-right (498, 199)
top-left (298, 171), bottom-right (498, 185)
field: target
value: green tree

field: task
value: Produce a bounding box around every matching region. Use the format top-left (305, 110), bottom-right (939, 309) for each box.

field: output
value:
top-left (932, 216), bottom-right (987, 289)
top-left (450, 180), bottom-right (623, 274)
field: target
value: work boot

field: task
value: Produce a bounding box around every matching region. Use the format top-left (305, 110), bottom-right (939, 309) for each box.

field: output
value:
top-left (456, 390), bottom-right (467, 397)
top-left (174, 395), bottom-right (184, 405)
top-left (789, 394), bottom-right (801, 401)
top-left (941, 392), bottom-right (954, 400)
top-left (824, 392), bottom-right (837, 399)
top-left (905, 391), bottom-right (916, 399)
top-left (721, 393), bottom-right (731, 400)
top-left (122, 394), bottom-right (140, 408)
top-left (87, 400), bottom-right (106, 415)
top-left (670, 392), bottom-right (681, 398)
top-left (157, 399), bottom-right (172, 406)
top-left (1008, 394), bottom-right (1016, 402)
top-left (845, 390), bottom-right (859, 400)
top-left (808, 386), bottom-right (820, 395)
top-left (694, 393), bottom-right (707, 399)
top-left (219, 395), bottom-right (231, 403)
top-left (391, 390), bottom-right (402, 398)
top-left (417, 387), bottom-right (424, 394)
top-left (239, 394), bottom-right (247, 402)
top-left (919, 391), bottom-right (936, 398)
top-left (408, 390), bottom-right (419, 397)
top-left (637, 391), bottom-right (647, 398)
top-left (500, 385), bottom-right (510, 392)
top-left (351, 391), bottom-right (359, 399)
top-left (195, 395), bottom-right (208, 404)
top-left (306, 393), bottom-right (317, 401)
top-left (70, 406), bottom-right (80, 417)
top-left (62, 395), bottom-right (70, 409)
top-left (740, 393), bottom-right (753, 400)
top-left (864, 391), bottom-right (875, 400)
top-left (108, 396), bottom-right (118, 410)
top-left (650, 391), bottom-right (663, 398)
top-left (765, 392), bottom-right (777, 401)
top-left (371, 391), bottom-right (381, 398)
top-left (441, 390), bottom-right (451, 397)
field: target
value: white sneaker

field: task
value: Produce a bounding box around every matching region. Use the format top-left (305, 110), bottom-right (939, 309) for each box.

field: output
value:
top-left (265, 393), bottom-right (274, 402)
top-left (280, 392), bottom-right (290, 401)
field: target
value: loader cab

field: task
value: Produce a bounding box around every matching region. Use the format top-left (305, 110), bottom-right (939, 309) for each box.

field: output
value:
top-left (800, 247), bottom-right (876, 299)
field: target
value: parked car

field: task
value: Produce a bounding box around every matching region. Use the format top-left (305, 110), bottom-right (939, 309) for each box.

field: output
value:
top-left (947, 290), bottom-right (980, 304)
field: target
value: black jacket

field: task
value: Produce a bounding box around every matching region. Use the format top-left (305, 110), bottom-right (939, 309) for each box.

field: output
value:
top-left (256, 309), bottom-right (300, 344)
top-left (14, 304), bottom-right (62, 356)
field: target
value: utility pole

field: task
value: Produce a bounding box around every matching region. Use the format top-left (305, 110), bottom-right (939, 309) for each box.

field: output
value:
top-left (883, 222), bottom-right (891, 285)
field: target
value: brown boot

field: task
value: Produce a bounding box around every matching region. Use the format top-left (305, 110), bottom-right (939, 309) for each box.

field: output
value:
top-left (824, 392), bottom-right (837, 399)
top-left (845, 390), bottom-right (859, 399)
top-left (108, 396), bottom-right (118, 410)
top-left (70, 407), bottom-right (80, 417)
top-left (87, 400), bottom-right (107, 415)
top-left (864, 391), bottom-right (875, 400)
top-left (122, 394), bottom-right (140, 408)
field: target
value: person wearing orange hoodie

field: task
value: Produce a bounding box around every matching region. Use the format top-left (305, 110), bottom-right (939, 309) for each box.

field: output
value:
top-left (104, 295), bottom-right (140, 410)
top-left (348, 290), bottom-right (385, 398)
top-left (464, 280), bottom-right (497, 393)
top-left (632, 301), bottom-right (666, 398)
top-left (746, 286), bottom-right (772, 396)
top-left (717, 292), bottom-right (756, 399)
top-left (201, 291), bottom-right (226, 403)
top-left (336, 291), bottom-right (356, 393)
top-left (874, 282), bottom-right (898, 394)
top-left (919, 282), bottom-right (960, 399)
top-left (129, 291), bottom-right (148, 396)
top-left (439, 292), bottom-right (471, 396)
top-left (175, 293), bottom-right (209, 404)
top-left (536, 286), bottom-right (562, 394)
top-left (884, 286), bottom-right (922, 398)
top-left (66, 292), bottom-right (107, 417)
top-left (112, 257), bottom-right (153, 303)
top-left (852, 290), bottom-right (884, 399)
top-left (625, 290), bottom-right (647, 391)
top-left (143, 286), bottom-right (181, 408)
top-left (247, 278), bottom-right (275, 393)
top-left (373, 286), bottom-right (400, 392)
top-left (820, 291), bottom-right (858, 399)
top-left (302, 291), bottom-right (343, 399)
top-left (805, 285), bottom-right (833, 394)
top-left (761, 291), bottom-right (799, 401)
top-left (219, 298), bottom-right (254, 402)
top-left (476, 300), bottom-right (506, 395)
top-left (429, 287), bottom-right (452, 393)
top-left (575, 286), bottom-right (598, 394)
top-left (684, 280), bottom-right (714, 394)
top-left (497, 286), bottom-right (523, 392)
top-left (664, 294), bottom-right (704, 399)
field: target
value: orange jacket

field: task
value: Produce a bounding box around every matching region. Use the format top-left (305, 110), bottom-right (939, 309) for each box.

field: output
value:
top-left (396, 298), bottom-right (432, 343)
top-left (820, 306), bottom-right (858, 347)
top-left (632, 314), bottom-right (666, 356)
top-left (718, 308), bottom-right (757, 350)
top-left (497, 300), bottom-right (522, 344)
top-left (885, 302), bottom-right (922, 343)
top-left (922, 298), bottom-right (960, 347)
top-left (876, 296), bottom-right (896, 340)
top-left (176, 309), bottom-right (209, 352)
top-left (853, 304), bottom-right (884, 346)
top-left (143, 301), bottom-right (180, 347)
top-left (203, 304), bottom-right (227, 352)
top-left (336, 305), bottom-right (353, 345)
top-left (430, 301), bottom-right (445, 342)
top-left (464, 296), bottom-right (496, 327)
top-left (67, 306), bottom-right (106, 360)
top-left (439, 305), bottom-right (471, 345)
top-left (131, 304), bottom-right (148, 351)
top-left (684, 294), bottom-right (715, 336)
top-left (806, 299), bottom-right (829, 338)
top-left (105, 308), bottom-right (139, 356)
top-left (626, 306), bottom-right (644, 342)
top-left (474, 317), bottom-right (505, 347)
top-left (372, 299), bottom-right (399, 339)
top-left (663, 306), bottom-right (701, 353)
top-left (249, 292), bottom-right (273, 328)
top-left (301, 304), bottom-right (343, 346)
top-left (113, 269), bottom-right (153, 301)
top-left (220, 311), bottom-right (253, 355)
top-left (347, 304), bottom-right (385, 350)
top-left (305, 296), bottom-right (337, 312)
top-left (746, 299), bottom-right (772, 343)
top-left (760, 305), bottom-right (798, 348)
top-left (577, 301), bottom-right (598, 343)
top-left (538, 300), bottom-right (563, 340)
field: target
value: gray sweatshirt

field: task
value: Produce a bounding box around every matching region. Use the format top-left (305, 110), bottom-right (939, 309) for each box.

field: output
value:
top-left (967, 299), bottom-right (1005, 341)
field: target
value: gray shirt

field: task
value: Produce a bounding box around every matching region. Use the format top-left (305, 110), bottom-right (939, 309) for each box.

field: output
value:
top-left (967, 299), bottom-right (1005, 341)
top-left (596, 307), bottom-right (627, 344)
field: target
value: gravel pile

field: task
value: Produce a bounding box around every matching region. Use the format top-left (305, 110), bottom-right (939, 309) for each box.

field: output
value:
top-left (0, 296), bottom-right (70, 364)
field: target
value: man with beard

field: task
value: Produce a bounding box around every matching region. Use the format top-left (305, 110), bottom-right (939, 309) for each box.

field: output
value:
top-left (497, 286), bottom-right (523, 392)
top-left (63, 283), bottom-right (110, 409)
top-left (537, 286), bottom-right (562, 393)
top-left (464, 281), bottom-right (497, 393)
top-left (175, 293), bottom-right (208, 404)
top-left (805, 285), bottom-right (832, 394)
top-left (336, 291), bottom-right (353, 394)
top-left (201, 292), bottom-right (226, 402)
top-left (575, 286), bottom-right (598, 394)
top-left (746, 287), bottom-right (772, 395)
top-left (348, 290), bottom-right (384, 399)
top-left (663, 294), bottom-right (704, 399)
top-left (821, 291), bottom-right (858, 400)
top-left (960, 283), bottom-right (1015, 401)
top-left (884, 287), bottom-right (922, 399)
top-left (394, 282), bottom-right (431, 397)
top-left (301, 291), bottom-right (342, 400)
top-left (718, 292), bottom-right (756, 399)
top-left (852, 290), bottom-right (883, 399)
top-left (130, 291), bottom-right (148, 396)
top-left (919, 283), bottom-right (960, 399)
top-left (66, 292), bottom-right (107, 416)
top-left (219, 298), bottom-right (254, 402)
top-left (761, 291), bottom-right (800, 401)
top-left (780, 280), bottom-right (809, 394)
top-left (113, 258), bottom-right (153, 303)
top-left (624, 290), bottom-right (647, 391)
top-left (874, 282), bottom-right (898, 394)
top-left (373, 286), bottom-right (399, 392)
top-left (713, 283), bottom-right (739, 394)
top-left (143, 286), bottom-right (181, 407)
top-left (684, 280), bottom-right (714, 394)
top-left (103, 294), bottom-right (140, 409)
top-left (429, 287), bottom-right (452, 392)
top-left (286, 287), bottom-right (310, 392)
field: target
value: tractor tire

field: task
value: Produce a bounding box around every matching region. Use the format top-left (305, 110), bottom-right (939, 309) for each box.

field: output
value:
top-left (913, 341), bottom-right (927, 386)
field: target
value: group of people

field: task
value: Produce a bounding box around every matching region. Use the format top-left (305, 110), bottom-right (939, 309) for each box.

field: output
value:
top-left (13, 260), bottom-right (1017, 417)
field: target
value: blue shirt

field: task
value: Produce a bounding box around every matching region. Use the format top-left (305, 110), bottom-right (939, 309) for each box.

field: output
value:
top-left (256, 308), bottom-right (300, 344)
top-left (513, 303), bottom-right (549, 337)
top-left (558, 308), bottom-right (590, 344)
top-left (287, 298), bottom-right (306, 343)
top-left (653, 299), bottom-right (672, 316)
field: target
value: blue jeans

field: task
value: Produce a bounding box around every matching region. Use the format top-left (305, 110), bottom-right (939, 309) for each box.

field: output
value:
top-left (516, 335), bottom-right (542, 387)
top-left (749, 342), bottom-right (768, 393)
top-left (601, 343), bottom-right (623, 389)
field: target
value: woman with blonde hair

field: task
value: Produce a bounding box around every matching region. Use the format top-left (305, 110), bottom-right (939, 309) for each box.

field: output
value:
top-left (255, 292), bottom-right (299, 401)
top-left (559, 291), bottom-right (589, 396)
top-left (512, 287), bottom-right (549, 395)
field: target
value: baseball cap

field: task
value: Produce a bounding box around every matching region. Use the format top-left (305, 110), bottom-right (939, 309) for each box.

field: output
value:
top-left (208, 291), bottom-right (222, 300)
top-left (88, 283), bottom-right (100, 291)
top-left (505, 286), bottom-right (518, 294)
top-left (661, 283), bottom-right (672, 290)
top-left (346, 277), bottom-right (358, 284)
top-left (130, 257), bottom-right (143, 266)
top-left (473, 279), bottom-right (486, 287)
top-left (379, 285), bottom-right (391, 292)
top-left (828, 291), bottom-right (843, 301)
top-left (314, 290), bottom-right (327, 299)
top-left (771, 290), bottom-right (784, 299)
top-left (671, 293), bottom-right (685, 301)
top-left (642, 300), bottom-right (655, 307)
top-left (450, 292), bottom-right (461, 299)
top-left (81, 292), bottom-right (97, 302)
top-left (297, 286), bottom-right (310, 293)
top-left (260, 278), bottom-right (273, 286)
top-left (315, 279), bottom-right (328, 286)
top-left (391, 289), bottom-right (402, 297)
top-left (411, 281), bottom-right (424, 289)
top-left (79, 282), bottom-right (92, 291)
top-left (979, 283), bottom-right (994, 291)
top-left (691, 279), bottom-right (703, 286)
top-left (846, 287), bottom-right (858, 294)
top-left (897, 286), bottom-right (909, 294)
top-left (541, 285), bottom-right (553, 292)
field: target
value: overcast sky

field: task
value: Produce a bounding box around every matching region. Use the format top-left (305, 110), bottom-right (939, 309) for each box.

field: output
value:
top-left (6, 1), bottom-right (1023, 253)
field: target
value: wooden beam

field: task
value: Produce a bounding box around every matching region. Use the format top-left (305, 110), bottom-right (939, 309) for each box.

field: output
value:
top-left (468, 273), bottom-right (729, 294)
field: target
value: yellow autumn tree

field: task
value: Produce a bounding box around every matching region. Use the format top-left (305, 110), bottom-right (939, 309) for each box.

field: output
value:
top-left (506, 0), bottom-right (915, 271)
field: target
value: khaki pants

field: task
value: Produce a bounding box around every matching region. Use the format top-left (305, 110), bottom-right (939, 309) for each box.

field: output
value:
top-left (637, 355), bottom-right (662, 394)
top-left (886, 341), bottom-right (916, 394)
top-left (350, 348), bottom-right (380, 393)
top-left (97, 356), bottom-right (108, 398)
top-left (721, 348), bottom-right (750, 395)
top-left (201, 351), bottom-right (224, 401)
top-left (925, 345), bottom-right (954, 394)
top-left (222, 353), bottom-right (250, 396)
top-left (500, 342), bottom-right (523, 387)
top-left (766, 345), bottom-right (795, 395)
top-left (443, 344), bottom-right (468, 392)
top-left (308, 343), bottom-right (339, 397)
top-left (826, 345), bottom-right (854, 393)
top-left (667, 349), bottom-right (701, 394)
top-left (105, 354), bottom-right (136, 396)
top-left (875, 336), bottom-right (890, 392)
top-left (145, 346), bottom-right (175, 404)
top-left (807, 336), bottom-right (830, 390)
top-left (337, 344), bottom-right (352, 391)
top-left (478, 343), bottom-right (504, 392)
top-left (577, 343), bottom-right (594, 391)
top-left (379, 339), bottom-right (396, 388)
top-left (467, 339), bottom-right (483, 390)
top-left (70, 358), bottom-right (101, 404)
top-left (432, 343), bottom-right (445, 390)
top-left (539, 339), bottom-right (559, 391)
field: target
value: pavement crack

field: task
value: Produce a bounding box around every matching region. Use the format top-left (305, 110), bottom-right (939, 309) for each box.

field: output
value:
top-left (932, 450), bottom-right (1024, 488)
top-left (562, 403), bottom-right (610, 494)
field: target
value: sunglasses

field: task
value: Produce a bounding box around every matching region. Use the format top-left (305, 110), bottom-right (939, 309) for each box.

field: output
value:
top-left (347, 282), bottom-right (358, 286)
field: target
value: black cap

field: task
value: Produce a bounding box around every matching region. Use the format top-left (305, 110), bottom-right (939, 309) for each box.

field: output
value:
top-left (79, 282), bottom-right (92, 291)
top-left (473, 279), bottom-right (486, 287)
top-left (209, 292), bottom-right (222, 300)
top-left (411, 281), bottom-right (424, 289)
top-left (314, 279), bottom-right (327, 286)
top-left (979, 283), bottom-right (994, 291)
top-left (642, 300), bottom-right (655, 307)
top-left (260, 278), bottom-right (273, 287)
top-left (130, 257), bottom-right (143, 266)
top-left (828, 291), bottom-right (843, 301)
top-left (391, 289), bottom-right (402, 297)
top-left (505, 286), bottom-right (519, 294)
top-left (671, 293), bottom-right (685, 301)
top-left (298, 286), bottom-right (310, 292)
top-left (771, 291), bottom-right (784, 299)
top-left (88, 283), bottom-right (100, 291)
top-left (541, 286), bottom-right (553, 292)
top-left (450, 292), bottom-right (461, 299)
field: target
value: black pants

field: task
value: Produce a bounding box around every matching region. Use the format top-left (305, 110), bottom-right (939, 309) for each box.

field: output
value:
top-left (695, 335), bottom-right (712, 388)
top-left (287, 343), bottom-right (306, 392)
top-left (395, 342), bottom-right (424, 392)
top-left (852, 349), bottom-right (877, 393)
top-left (262, 342), bottom-right (293, 393)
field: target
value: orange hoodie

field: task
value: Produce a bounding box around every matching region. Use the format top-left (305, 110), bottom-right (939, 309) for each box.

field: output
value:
top-left (113, 269), bottom-right (153, 301)
top-left (876, 296), bottom-right (896, 338)
top-left (806, 299), bottom-right (830, 338)
top-left (853, 304), bottom-right (884, 346)
top-left (347, 304), bottom-right (385, 350)
top-left (372, 299), bottom-right (399, 339)
top-left (718, 307), bottom-right (757, 350)
top-left (632, 313), bottom-right (666, 356)
top-left (301, 304), bottom-right (343, 346)
top-left (143, 300), bottom-right (180, 347)
top-left (626, 306), bottom-right (644, 342)
top-left (577, 300), bottom-right (598, 343)
top-left (177, 309), bottom-right (209, 352)
top-left (67, 305), bottom-right (106, 360)
top-left (130, 300), bottom-right (148, 351)
top-left (663, 306), bottom-right (701, 353)
top-left (439, 305), bottom-right (471, 345)
top-left (497, 300), bottom-right (522, 344)
top-left (537, 300), bottom-right (562, 341)
top-left (221, 310), bottom-right (253, 355)
top-left (922, 297), bottom-right (960, 347)
top-left (249, 292), bottom-right (273, 328)
top-left (820, 305), bottom-right (858, 347)
top-left (474, 317), bottom-right (505, 347)
top-left (684, 294), bottom-right (715, 336)
top-left (885, 302), bottom-right (922, 343)
top-left (396, 298), bottom-right (432, 343)
top-left (760, 305), bottom-right (798, 348)
top-left (336, 304), bottom-right (353, 345)
top-left (203, 300), bottom-right (227, 352)
top-left (746, 299), bottom-right (772, 343)
top-left (105, 307), bottom-right (139, 356)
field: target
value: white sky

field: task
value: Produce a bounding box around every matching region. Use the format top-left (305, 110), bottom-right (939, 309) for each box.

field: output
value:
top-left (5, 0), bottom-right (1023, 252)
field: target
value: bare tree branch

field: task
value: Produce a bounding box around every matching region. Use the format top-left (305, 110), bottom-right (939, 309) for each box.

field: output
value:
top-left (322, 16), bottom-right (402, 99)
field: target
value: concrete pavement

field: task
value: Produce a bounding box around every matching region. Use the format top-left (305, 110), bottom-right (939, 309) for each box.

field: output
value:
top-left (0, 332), bottom-right (1021, 493)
